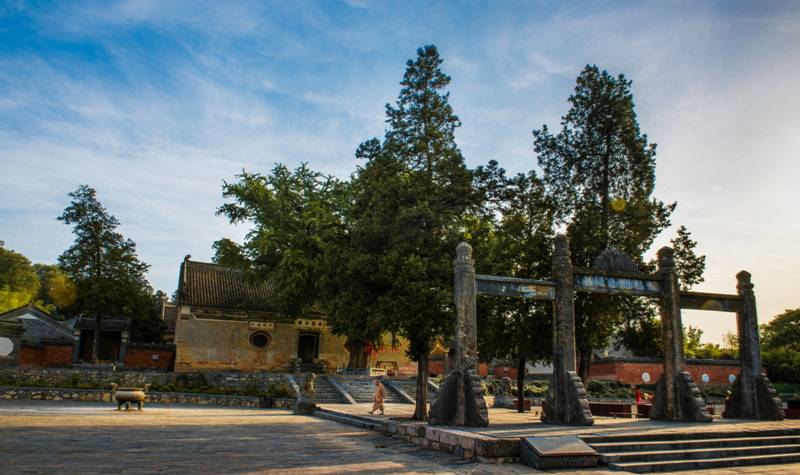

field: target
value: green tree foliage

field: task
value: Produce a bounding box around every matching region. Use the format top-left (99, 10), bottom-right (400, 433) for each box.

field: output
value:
top-left (58, 185), bottom-right (157, 360)
top-left (0, 244), bottom-right (41, 312)
top-left (615, 225), bottom-right (706, 357)
top-left (378, 45), bottom-right (474, 420)
top-left (671, 225), bottom-right (706, 291)
top-left (534, 65), bottom-right (675, 379)
top-left (761, 309), bottom-right (800, 382)
top-left (318, 139), bottom-right (403, 369)
top-left (216, 164), bottom-right (347, 316)
top-left (33, 264), bottom-right (77, 314)
top-left (473, 162), bottom-right (555, 411)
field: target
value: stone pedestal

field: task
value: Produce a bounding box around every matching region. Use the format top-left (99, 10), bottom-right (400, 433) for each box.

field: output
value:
top-left (493, 395), bottom-right (514, 409)
top-left (650, 247), bottom-right (711, 422)
top-left (429, 243), bottom-right (489, 427)
top-left (650, 371), bottom-right (712, 422)
top-left (542, 235), bottom-right (593, 426)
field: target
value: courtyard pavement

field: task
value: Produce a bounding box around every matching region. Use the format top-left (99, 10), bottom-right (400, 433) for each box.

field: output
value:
top-left (1, 400), bottom-right (798, 474)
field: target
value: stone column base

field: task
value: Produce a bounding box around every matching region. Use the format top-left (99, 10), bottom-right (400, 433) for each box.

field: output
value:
top-left (542, 371), bottom-right (594, 426)
top-left (650, 371), bottom-right (713, 422)
top-left (722, 373), bottom-right (784, 420)
top-left (429, 368), bottom-right (489, 427)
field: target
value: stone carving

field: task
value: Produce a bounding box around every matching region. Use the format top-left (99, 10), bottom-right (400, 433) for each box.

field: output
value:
top-left (302, 373), bottom-right (316, 396)
top-left (429, 243), bottom-right (489, 427)
top-left (592, 246), bottom-right (642, 274)
top-left (543, 235), bottom-right (593, 425)
top-left (493, 377), bottom-right (514, 409)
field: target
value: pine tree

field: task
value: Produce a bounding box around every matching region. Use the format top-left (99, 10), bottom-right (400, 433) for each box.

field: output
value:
top-left (473, 164), bottom-right (555, 411)
top-left (58, 185), bottom-right (152, 362)
top-left (533, 65), bottom-right (674, 379)
top-left (379, 45), bottom-right (474, 420)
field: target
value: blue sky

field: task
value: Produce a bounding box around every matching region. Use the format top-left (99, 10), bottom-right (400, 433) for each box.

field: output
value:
top-left (1, 1), bottom-right (799, 343)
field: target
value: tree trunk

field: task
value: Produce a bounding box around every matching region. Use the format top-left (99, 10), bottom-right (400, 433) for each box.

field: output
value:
top-left (92, 314), bottom-right (100, 364)
top-left (577, 347), bottom-right (592, 383)
top-left (413, 354), bottom-right (429, 421)
top-left (346, 340), bottom-right (368, 369)
top-left (517, 355), bottom-right (526, 413)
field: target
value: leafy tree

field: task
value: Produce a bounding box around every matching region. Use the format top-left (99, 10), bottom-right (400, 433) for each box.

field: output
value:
top-left (761, 309), bottom-right (800, 382)
top-left (33, 264), bottom-right (77, 314)
top-left (216, 164), bottom-right (346, 316)
top-left (615, 225), bottom-right (706, 357)
top-left (533, 65), bottom-right (675, 380)
top-left (318, 139), bottom-right (402, 369)
top-left (0, 244), bottom-right (40, 312)
top-left (473, 162), bottom-right (555, 411)
top-left (58, 185), bottom-right (154, 362)
top-left (378, 45), bottom-right (474, 420)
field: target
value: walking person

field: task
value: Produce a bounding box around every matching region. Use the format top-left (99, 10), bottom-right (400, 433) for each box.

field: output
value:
top-left (368, 377), bottom-right (385, 416)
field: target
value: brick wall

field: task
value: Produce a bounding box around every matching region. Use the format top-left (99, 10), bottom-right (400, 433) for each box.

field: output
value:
top-left (589, 357), bottom-right (741, 386)
top-left (18, 344), bottom-right (73, 368)
top-left (124, 344), bottom-right (175, 370)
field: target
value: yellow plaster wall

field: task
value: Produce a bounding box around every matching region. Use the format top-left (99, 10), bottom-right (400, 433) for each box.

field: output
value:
top-left (174, 309), bottom-right (348, 372)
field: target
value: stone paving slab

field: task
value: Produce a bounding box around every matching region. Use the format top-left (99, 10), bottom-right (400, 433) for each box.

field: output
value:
top-left (2, 400), bottom-right (799, 474)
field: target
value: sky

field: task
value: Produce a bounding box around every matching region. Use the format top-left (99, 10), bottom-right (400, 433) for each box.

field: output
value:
top-left (1, 0), bottom-right (798, 344)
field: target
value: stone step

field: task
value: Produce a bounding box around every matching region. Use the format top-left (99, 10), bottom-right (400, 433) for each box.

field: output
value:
top-left (312, 408), bottom-right (389, 432)
top-left (581, 428), bottom-right (800, 444)
top-left (389, 378), bottom-right (439, 401)
top-left (602, 443), bottom-right (800, 464)
top-left (310, 377), bottom-right (347, 404)
top-left (609, 452), bottom-right (800, 473)
top-left (333, 378), bottom-right (408, 404)
top-left (591, 435), bottom-right (800, 453)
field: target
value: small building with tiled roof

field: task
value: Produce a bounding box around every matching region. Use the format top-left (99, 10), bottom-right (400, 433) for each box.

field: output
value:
top-left (173, 256), bottom-right (350, 372)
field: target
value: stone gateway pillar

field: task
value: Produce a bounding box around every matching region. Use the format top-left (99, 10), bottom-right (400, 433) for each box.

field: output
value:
top-left (650, 247), bottom-right (712, 422)
top-left (722, 271), bottom-right (783, 420)
top-left (542, 234), bottom-right (593, 426)
top-left (429, 243), bottom-right (489, 427)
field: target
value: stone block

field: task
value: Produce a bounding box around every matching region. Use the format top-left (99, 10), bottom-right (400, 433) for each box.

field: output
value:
top-left (473, 436), bottom-right (519, 459)
top-left (519, 436), bottom-right (598, 470)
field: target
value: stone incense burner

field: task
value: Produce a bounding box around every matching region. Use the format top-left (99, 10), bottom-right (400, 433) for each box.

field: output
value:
top-left (111, 383), bottom-right (150, 411)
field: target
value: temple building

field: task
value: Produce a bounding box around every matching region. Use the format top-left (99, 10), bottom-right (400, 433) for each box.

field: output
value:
top-left (173, 256), bottom-right (416, 374)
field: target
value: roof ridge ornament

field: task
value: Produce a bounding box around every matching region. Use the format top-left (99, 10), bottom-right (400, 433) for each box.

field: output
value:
top-left (592, 245), bottom-right (642, 274)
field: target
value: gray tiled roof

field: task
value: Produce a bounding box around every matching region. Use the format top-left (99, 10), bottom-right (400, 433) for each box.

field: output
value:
top-left (178, 259), bottom-right (277, 312)
top-left (0, 304), bottom-right (73, 344)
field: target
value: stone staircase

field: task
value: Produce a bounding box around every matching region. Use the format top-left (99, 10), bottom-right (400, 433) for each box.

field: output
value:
top-left (332, 377), bottom-right (408, 404)
top-left (583, 428), bottom-right (800, 472)
top-left (388, 378), bottom-right (439, 402)
top-left (309, 375), bottom-right (348, 404)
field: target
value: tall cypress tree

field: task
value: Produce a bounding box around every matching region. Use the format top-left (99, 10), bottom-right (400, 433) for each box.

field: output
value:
top-left (378, 45), bottom-right (473, 420)
top-left (58, 185), bottom-right (152, 362)
top-left (533, 65), bottom-right (674, 379)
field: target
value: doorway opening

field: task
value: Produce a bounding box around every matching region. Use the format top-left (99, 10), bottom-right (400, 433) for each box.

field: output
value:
top-left (297, 332), bottom-right (319, 363)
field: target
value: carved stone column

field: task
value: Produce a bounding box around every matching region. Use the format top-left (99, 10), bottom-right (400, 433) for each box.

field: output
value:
top-left (723, 271), bottom-right (783, 420)
top-left (429, 243), bottom-right (489, 427)
top-left (542, 234), bottom-right (593, 425)
top-left (650, 246), bottom-right (711, 422)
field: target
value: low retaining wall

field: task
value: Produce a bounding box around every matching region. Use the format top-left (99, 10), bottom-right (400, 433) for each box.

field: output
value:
top-left (0, 386), bottom-right (294, 408)
top-left (0, 367), bottom-right (296, 396)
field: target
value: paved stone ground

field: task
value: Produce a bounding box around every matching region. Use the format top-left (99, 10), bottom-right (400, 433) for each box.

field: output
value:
top-left (1, 400), bottom-right (798, 474)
